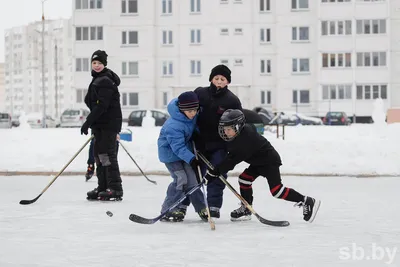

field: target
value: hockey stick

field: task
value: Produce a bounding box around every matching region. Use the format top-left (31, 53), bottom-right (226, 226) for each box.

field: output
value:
top-left (19, 135), bottom-right (94, 205)
top-left (196, 151), bottom-right (290, 227)
top-left (119, 141), bottom-right (157, 185)
top-left (193, 141), bottom-right (215, 231)
top-left (129, 181), bottom-right (204, 224)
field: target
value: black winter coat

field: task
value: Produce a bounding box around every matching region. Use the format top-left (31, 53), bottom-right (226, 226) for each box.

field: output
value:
top-left (194, 83), bottom-right (242, 150)
top-left (84, 68), bottom-right (123, 133)
top-left (216, 124), bottom-right (282, 174)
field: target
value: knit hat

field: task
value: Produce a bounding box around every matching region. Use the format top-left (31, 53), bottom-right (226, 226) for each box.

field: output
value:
top-left (209, 64), bottom-right (231, 83)
top-left (91, 50), bottom-right (108, 66)
top-left (178, 91), bottom-right (199, 111)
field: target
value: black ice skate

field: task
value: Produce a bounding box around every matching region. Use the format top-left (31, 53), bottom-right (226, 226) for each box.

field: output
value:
top-left (197, 208), bottom-right (208, 222)
top-left (86, 188), bottom-right (103, 200)
top-left (85, 164), bottom-right (95, 182)
top-left (295, 196), bottom-right (321, 223)
top-left (160, 209), bottom-right (185, 222)
top-left (209, 207), bottom-right (220, 218)
top-left (97, 188), bottom-right (123, 201)
top-left (230, 204), bottom-right (252, 221)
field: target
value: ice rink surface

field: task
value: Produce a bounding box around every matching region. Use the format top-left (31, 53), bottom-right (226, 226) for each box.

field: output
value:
top-left (0, 175), bottom-right (399, 267)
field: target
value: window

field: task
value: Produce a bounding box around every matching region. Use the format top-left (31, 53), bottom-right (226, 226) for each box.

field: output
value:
top-left (356, 84), bottom-right (387, 99)
top-left (261, 90), bottom-right (271, 104)
top-left (321, 0), bottom-right (350, 2)
top-left (162, 0), bottom-right (172, 14)
top-left (293, 90), bottom-right (310, 104)
top-left (122, 92), bottom-right (139, 106)
top-left (76, 26), bottom-right (103, 41)
top-left (76, 0), bottom-right (102, 9)
top-left (322, 84), bottom-right (352, 100)
top-left (163, 92), bottom-right (168, 106)
top-left (292, 26), bottom-right (309, 41)
top-left (162, 61), bottom-right (173, 76)
top-left (234, 59), bottom-right (243, 66)
top-left (190, 0), bottom-right (201, 13)
top-left (356, 52), bottom-right (386, 67)
top-left (220, 28), bottom-right (229, 35)
top-left (322, 53), bottom-right (351, 68)
top-left (321, 20), bottom-right (352, 36)
top-left (292, 58), bottom-right (310, 73)
top-left (76, 89), bottom-right (87, 103)
top-left (291, 0), bottom-right (309, 10)
top-left (75, 58), bottom-right (90, 72)
top-left (260, 59), bottom-right (271, 74)
top-left (121, 61), bottom-right (139, 76)
top-left (121, 0), bottom-right (138, 14)
top-left (190, 29), bottom-right (201, 44)
top-left (122, 31), bottom-right (138, 45)
top-left (356, 0), bottom-right (385, 1)
top-left (190, 60), bottom-right (201, 75)
top-left (260, 0), bottom-right (270, 11)
top-left (356, 19), bottom-right (386, 34)
top-left (162, 30), bottom-right (173, 45)
top-left (220, 59), bottom-right (229, 65)
top-left (260, 28), bottom-right (271, 43)
top-left (234, 28), bottom-right (243, 35)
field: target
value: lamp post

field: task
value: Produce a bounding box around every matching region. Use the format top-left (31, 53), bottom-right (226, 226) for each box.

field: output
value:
top-left (41, 0), bottom-right (47, 128)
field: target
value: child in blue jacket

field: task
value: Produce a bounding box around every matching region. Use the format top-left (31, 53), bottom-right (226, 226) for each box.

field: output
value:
top-left (158, 91), bottom-right (207, 222)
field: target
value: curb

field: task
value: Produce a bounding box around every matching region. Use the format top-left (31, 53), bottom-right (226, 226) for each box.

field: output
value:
top-left (0, 171), bottom-right (398, 178)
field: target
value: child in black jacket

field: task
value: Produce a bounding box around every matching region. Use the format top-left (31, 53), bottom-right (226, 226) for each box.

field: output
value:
top-left (204, 109), bottom-right (321, 223)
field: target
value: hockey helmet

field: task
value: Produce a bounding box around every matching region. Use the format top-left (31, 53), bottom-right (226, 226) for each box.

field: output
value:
top-left (218, 109), bottom-right (246, 141)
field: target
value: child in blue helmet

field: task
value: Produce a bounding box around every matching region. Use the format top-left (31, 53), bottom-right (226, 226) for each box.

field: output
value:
top-left (157, 91), bottom-right (207, 222)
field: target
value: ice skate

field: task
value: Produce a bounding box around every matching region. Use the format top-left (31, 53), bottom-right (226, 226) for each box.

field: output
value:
top-left (85, 164), bottom-right (94, 182)
top-left (160, 209), bottom-right (185, 222)
top-left (209, 207), bottom-right (220, 218)
top-left (197, 208), bottom-right (208, 222)
top-left (295, 196), bottom-right (321, 223)
top-left (86, 187), bottom-right (103, 200)
top-left (230, 204), bottom-right (252, 221)
top-left (97, 188), bottom-right (123, 201)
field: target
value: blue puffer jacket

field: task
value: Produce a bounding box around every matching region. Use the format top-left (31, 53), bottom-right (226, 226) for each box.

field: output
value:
top-left (158, 98), bottom-right (197, 164)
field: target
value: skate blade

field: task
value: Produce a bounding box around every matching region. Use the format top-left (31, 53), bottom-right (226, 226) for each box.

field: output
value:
top-left (230, 215), bottom-right (252, 222)
top-left (308, 199), bottom-right (321, 223)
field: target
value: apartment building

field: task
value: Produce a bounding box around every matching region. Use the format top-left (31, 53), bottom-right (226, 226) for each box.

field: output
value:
top-left (72, 0), bottom-right (398, 120)
top-left (0, 63), bottom-right (5, 111)
top-left (4, 19), bottom-right (72, 118)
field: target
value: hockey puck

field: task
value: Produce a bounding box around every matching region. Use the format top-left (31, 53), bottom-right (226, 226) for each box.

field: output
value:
top-left (106, 211), bottom-right (113, 217)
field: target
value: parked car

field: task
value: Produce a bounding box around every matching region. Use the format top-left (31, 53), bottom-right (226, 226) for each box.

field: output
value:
top-left (323, 111), bottom-right (351, 126)
top-left (27, 113), bottom-right (60, 128)
top-left (243, 109), bottom-right (265, 135)
top-left (271, 111), bottom-right (323, 125)
top-left (60, 109), bottom-right (90, 128)
top-left (11, 115), bottom-right (20, 127)
top-left (0, 113), bottom-right (12, 129)
top-left (252, 107), bottom-right (275, 125)
top-left (128, 109), bottom-right (170, 126)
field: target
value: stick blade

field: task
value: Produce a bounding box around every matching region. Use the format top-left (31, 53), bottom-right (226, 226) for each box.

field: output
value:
top-left (19, 196), bottom-right (40, 205)
top-left (255, 214), bottom-right (290, 227)
top-left (129, 213), bottom-right (157, 224)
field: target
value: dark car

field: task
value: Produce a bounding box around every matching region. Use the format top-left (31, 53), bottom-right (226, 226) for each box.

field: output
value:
top-left (128, 109), bottom-right (170, 126)
top-left (252, 107), bottom-right (275, 125)
top-left (323, 111), bottom-right (351, 126)
top-left (243, 109), bottom-right (265, 135)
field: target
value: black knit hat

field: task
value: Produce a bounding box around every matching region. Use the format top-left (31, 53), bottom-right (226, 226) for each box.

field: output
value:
top-left (91, 50), bottom-right (108, 66)
top-left (178, 91), bottom-right (199, 111)
top-left (209, 64), bottom-right (231, 83)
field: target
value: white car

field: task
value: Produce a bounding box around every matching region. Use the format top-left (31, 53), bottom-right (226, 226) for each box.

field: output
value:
top-left (27, 113), bottom-right (60, 128)
top-left (60, 109), bottom-right (90, 128)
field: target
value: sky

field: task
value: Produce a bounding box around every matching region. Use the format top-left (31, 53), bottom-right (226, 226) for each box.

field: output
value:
top-left (0, 0), bottom-right (72, 61)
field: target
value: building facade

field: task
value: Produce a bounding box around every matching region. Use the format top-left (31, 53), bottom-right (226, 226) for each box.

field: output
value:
top-left (0, 63), bottom-right (5, 111)
top-left (4, 19), bottom-right (72, 119)
top-left (72, 0), bottom-right (397, 120)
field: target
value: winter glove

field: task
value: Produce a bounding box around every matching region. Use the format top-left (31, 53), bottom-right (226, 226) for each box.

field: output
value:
top-left (189, 157), bottom-right (200, 171)
top-left (204, 168), bottom-right (220, 185)
top-left (80, 121), bottom-right (89, 135)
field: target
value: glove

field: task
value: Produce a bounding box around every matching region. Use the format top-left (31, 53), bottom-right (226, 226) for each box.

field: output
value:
top-left (80, 121), bottom-right (89, 135)
top-left (189, 157), bottom-right (200, 171)
top-left (204, 168), bottom-right (220, 184)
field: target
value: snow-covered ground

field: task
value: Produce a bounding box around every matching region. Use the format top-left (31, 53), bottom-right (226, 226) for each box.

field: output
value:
top-left (1, 175), bottom-right (399, 267)
top-left (0, 123), bottom-right (399, 176)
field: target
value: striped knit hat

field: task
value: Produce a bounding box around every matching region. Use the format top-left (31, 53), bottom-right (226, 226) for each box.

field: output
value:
top-left (178, 91), bottom-right (199, 111)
